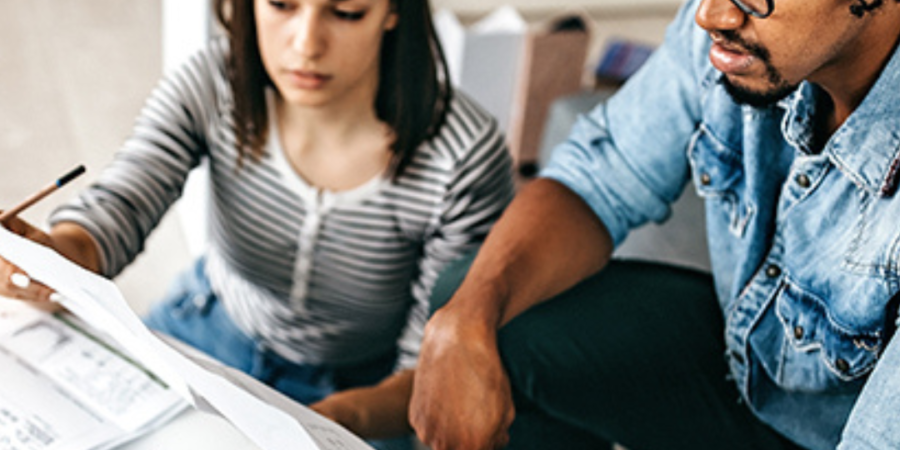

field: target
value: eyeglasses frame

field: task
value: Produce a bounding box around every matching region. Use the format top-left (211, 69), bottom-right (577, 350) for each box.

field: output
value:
top-left (729, 0), bottom-right (775, 18)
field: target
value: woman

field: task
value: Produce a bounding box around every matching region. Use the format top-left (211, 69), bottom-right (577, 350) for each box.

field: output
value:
top-left (0, 0), bottom-right (514, 444)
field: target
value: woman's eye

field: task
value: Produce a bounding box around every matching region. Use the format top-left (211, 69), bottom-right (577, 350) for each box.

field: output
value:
top-left (268, 0), bottom-right (291, 11)
top-left (333, 9), bottom-right (366, 21)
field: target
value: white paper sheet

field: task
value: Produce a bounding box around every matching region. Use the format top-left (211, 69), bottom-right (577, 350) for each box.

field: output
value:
top-left (0, 227), bottom-right (375, 450)
top-left (0, 302), bottom-right (185, 450)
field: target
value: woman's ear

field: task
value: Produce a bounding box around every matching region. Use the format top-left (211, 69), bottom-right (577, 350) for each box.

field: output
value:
top-left (384, 6), bottom-right (398, 31)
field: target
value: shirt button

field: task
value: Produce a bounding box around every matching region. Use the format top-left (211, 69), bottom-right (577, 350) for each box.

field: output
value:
top-left (765, 264), bottom-right (781, 278)
top-left (793, 326), bottom-right (804, 340)
top-left (795, 174), bottom-right (811, 188)
top-left (836, 358), bottom-right (850, 373)
top-left (700, 173), bottom-right (712, 186)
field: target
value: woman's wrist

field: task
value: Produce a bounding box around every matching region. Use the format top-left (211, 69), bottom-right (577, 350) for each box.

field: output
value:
top-left (312, 370), bottom-right (414, 439)
top-left (49, 222), bottom-right (101, 273)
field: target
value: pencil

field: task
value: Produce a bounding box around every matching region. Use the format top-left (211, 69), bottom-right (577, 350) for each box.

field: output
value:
top-left (0, 165), bottom-right (86, 223)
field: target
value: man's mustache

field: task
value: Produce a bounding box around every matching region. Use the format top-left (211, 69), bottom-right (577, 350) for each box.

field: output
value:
top-left (717, 30), bottom-right (771, 62)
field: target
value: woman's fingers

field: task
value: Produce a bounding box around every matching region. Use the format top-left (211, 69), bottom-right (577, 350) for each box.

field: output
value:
top-left (0, 258), bottom-right (56, 303)
top-left (1, 217), bottom-right (59, 303)
top-left (10, 272), bottom-right (31, 289)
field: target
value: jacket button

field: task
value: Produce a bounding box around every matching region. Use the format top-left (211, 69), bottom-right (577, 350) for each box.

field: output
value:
top-left (796, 174), bottom-right (811, 188)
top-left (765, 264), bottom-right (781, 278)
top-left (836, 358), bottom-right (850, 373)
top-left (793, 326), bottom-right (804, 340)
top-left (700, 173), bottom-right (712, 186)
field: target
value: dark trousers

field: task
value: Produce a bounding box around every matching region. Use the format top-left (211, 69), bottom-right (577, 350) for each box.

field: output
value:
top-left (431, 253), bottom-right (806, 450)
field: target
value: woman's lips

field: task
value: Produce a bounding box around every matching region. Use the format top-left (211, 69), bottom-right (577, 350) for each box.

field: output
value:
top-left (709, 42), bottom-right (757, 75)
top-left (285, 70), bottom-right (332, 90)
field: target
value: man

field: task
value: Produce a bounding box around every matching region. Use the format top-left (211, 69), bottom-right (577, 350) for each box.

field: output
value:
top-left (408, 0), bottom-right (900, 448)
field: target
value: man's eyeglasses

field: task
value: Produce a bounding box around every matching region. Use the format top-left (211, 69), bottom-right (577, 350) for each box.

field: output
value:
top-left (729, 0), bottom-right (775, 18)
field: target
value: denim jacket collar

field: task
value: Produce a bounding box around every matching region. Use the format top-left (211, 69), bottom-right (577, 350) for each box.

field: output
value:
top-left (779, 44), bottom-right (900, 198)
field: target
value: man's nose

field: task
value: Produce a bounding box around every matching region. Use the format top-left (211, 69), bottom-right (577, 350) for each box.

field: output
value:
top-left (696, 0), bottom-right (747, 33)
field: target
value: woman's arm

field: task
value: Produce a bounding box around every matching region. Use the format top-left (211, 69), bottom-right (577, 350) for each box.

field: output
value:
top-left (48, 222), bottom-right (102, 273)
top-left (311, 370), bottom-right (415, 439)
top-left (0, 218), bottom-right (100, 303)
top-left (48, 41), bottom-right (226, 279)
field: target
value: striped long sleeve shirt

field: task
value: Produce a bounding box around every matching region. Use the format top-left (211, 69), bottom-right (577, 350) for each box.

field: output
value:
top-left (50, 39), bottom-right (515, 370)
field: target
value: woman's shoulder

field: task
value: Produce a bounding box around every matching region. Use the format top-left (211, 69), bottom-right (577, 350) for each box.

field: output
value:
top-left (163, 36), bottom-right (230, 89)
top-left (190, 36), bottom-right (230, 81)
top-left (423, 90), bottom-right (506, 165)
top-left (156, 37), bottom-right (234, 118)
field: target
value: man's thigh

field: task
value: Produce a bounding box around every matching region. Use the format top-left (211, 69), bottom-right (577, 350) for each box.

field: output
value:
top-left (496, 260), bottom-right (801, 450)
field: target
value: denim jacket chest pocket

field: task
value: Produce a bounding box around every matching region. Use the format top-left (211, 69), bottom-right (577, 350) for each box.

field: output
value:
top-left (688, 125), bottom-right (755, 237)
top-left (842, 192), bottom-right (900, 282)
top-left (767, 278), bottom-right (884, 393)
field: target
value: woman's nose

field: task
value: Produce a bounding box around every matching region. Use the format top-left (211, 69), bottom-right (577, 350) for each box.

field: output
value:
top-left (290, 11), bottom-right (326, 58)
top-left (696, 0), bottom-right (747, 33)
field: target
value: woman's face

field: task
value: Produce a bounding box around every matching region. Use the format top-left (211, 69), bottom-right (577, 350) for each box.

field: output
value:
top-left (255, 0), bottom-right (397, 108)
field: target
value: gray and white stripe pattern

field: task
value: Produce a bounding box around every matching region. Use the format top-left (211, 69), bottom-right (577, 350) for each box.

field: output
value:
top-left (50, 39), bottom-right (514, 370)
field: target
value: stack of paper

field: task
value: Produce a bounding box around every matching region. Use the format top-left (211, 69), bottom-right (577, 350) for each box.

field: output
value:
top-left (0, 227), bottom-right (375, 450)
top-left (0, 302), bottom-right (186, 450)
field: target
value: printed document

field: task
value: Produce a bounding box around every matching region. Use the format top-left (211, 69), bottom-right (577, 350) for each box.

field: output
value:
top-left (0, 302), bottom-right (186, 450)
top-left (0, 227), bottom-right (375, 450)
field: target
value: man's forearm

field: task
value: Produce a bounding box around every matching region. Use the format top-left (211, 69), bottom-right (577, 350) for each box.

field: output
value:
top-left (449, 178), bottom-right (613, 328)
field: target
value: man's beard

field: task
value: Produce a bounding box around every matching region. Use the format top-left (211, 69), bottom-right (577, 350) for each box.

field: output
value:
top-left (718, 30), bottom-right (799, 108)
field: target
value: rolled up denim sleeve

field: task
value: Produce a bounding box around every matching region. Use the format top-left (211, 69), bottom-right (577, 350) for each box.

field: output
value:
top-left (540, 0), bottom-right (709, 247)
top-left (838, 332), bottom-right (900, 450)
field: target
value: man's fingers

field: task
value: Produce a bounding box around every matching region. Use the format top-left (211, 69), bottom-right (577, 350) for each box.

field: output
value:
top-left (493, 407), bottom-right (515, 449)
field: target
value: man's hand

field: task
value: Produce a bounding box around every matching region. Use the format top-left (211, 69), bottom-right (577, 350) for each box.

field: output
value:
top-left (410, 306), bottom-right (515, 450)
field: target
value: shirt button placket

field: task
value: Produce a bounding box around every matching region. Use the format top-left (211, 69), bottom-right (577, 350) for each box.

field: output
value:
top-left (292, 190), bottom-right (328, 308)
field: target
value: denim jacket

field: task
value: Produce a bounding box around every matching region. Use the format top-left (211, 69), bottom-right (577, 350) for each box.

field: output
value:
top-left (541, 1), bottom-right (900, 449)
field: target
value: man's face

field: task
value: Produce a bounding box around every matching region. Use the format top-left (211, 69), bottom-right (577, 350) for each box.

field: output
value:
top-left (695, 0), bottom-right (873, 107)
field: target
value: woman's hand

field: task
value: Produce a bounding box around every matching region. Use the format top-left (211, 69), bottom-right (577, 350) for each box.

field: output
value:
top-left (311, 370), bottom-right (415, 440)
top-left (0, 215), bottom-right (59, 304)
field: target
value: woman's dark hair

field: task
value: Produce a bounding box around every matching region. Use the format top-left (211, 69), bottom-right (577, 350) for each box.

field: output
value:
top-left (214, 0), bottom-right (453, 177)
